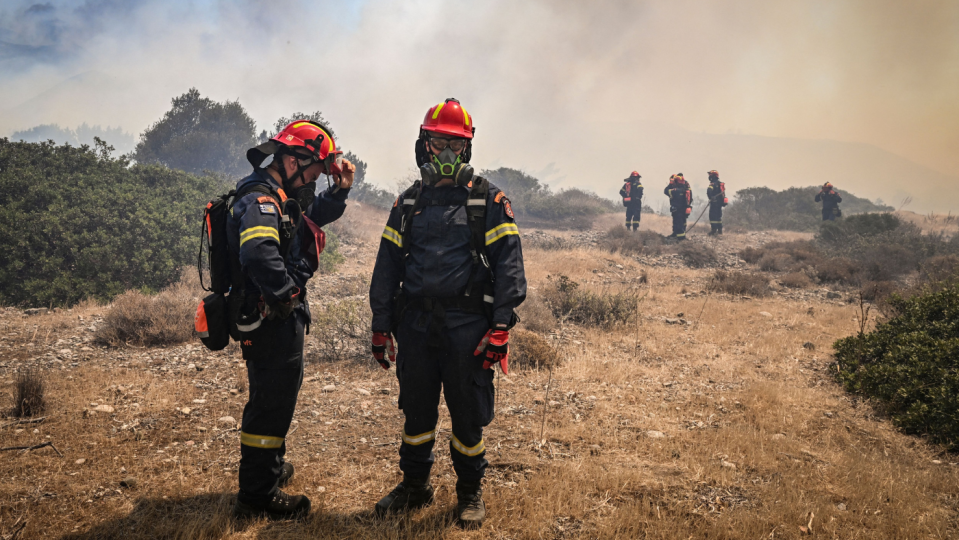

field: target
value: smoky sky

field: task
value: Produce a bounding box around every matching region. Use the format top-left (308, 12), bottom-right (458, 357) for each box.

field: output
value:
top-left (1, 0), bottom-right (957, 210)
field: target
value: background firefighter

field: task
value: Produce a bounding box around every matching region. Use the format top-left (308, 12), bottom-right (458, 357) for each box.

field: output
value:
top-left (619, 171), bottom-right (644, 231)
top-left (228, 121), bottom-right (354, 520)
top-left (664, 173), bottom-right (692, 239)
top-left (368, 98), bottom-right (527, 529)
top-left (706, 170), bottom-right (728, 235)
top-left (815, 182), bottom-right (843, 221)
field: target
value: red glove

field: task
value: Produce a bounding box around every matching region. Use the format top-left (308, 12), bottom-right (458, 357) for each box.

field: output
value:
top-left (371, 332), bottom-right (396, 370)
top-left (474, 329), bottom-right (509, 374)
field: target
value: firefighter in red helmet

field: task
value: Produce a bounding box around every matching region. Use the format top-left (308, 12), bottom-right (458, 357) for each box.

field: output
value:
top-left (229, 120), bottom-right (355, 520)
top-left (664, 173), bottom-right (692, 239)
top-left (619, 171), bottom-right (644, 231)
top-left (706, 170), bottom-right (727, 235)
top-left (369, 98), bottom-right (527, 528)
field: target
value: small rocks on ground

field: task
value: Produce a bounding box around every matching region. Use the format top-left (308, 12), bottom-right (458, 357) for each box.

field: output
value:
top-left (720, 460), bottom-right (737, 470)
top-left (218, 416), bottom-right (236, 427)
top-left (92, 404), bottom-right (115, 413)
top-left (802, 342), bottom-right (816, 350)
top-left (322, 385), bottom-right (336, 393)
top-left (120, 477), bottom-right (138, 488)
top-left (646, 430), bottom-right (666, 439)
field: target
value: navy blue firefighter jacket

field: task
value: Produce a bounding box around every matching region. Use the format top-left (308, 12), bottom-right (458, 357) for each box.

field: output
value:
top-left (226, 168), bottom-right (349, 322)
top-left (369, 181), bottom-right (527, 333)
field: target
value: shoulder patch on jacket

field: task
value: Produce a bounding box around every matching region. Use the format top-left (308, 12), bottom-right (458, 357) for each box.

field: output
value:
top-left (504, 198), bottom-right (514, 219)
top-left (494, 192), bottom-right (506, 203)
top-left (259, 204), bottom-right (276, 215)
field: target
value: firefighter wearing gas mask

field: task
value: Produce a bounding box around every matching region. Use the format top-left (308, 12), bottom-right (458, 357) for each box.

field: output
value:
top-left (228, 120), bottom-right (355, 520)
top-left (619, 171), bottom-right (644, 231)
top-left (706, 170), bottom-right (728, 235)
top-left (368, 98), bottom-right (527, 529)
top-left (815, 182), bottom-right (843, 221)
top-left (664, 173), bottom-right (693, 239)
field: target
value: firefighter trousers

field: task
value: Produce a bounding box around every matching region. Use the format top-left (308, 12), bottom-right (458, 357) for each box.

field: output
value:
top-left (671, 211), bottom-right (687, 238)
top-left (236, 312), bottom-right (305, 506)
top-left (709, 205), bottom-right (723, 234)
top-left (394, 311), bottom-right (494, 482)
top-left (625, 205), bottom-right (642, 230)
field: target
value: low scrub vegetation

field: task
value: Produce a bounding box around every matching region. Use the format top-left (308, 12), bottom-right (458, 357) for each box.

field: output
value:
top-left (541, 274), bottom-right (640, 327)
top-left (95, 271), bottom-right (199, 347)
top-left (12, 368), bottom-right (46, 418)
top-left (834, 283), bottom-right (959, 449)
top-left (725, 186), bottom-right (892, 232)
top-left (482, 167), bottom-right (617, 229)
top-left (739, 213), bottom-right (959, 289)
top-left (678, 242), bottom-right (718, 268)
top-left (310, 298), bottom-right (372, 362)
top-left (601, 226), bottom-right (668, 256)
top-left (709, 270), bottom-right (770, 297)
top-left (510, 329), bottom-right (561, 370)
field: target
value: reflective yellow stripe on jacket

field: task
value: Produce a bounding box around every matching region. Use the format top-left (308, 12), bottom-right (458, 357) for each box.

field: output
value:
top-left (240, 431), bottom-right (284, 449)
top-left (485, 223), bottom-right (519, 246)
top-left (382, 225), bottom-right (403, 248)
top-left (239, 226), bottom-right (279, 247)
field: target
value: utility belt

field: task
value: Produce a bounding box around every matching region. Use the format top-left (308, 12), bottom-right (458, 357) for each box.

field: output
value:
top-left (228, 286), bottom-right (306, 339)
top-left (392, 283), bottom-right (494, 347)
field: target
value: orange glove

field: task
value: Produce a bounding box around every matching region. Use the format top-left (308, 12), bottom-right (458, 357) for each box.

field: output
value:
top-left (474, 329), bottom-right (509, 374)
top-left (371, 332), bottom-right (396, 370)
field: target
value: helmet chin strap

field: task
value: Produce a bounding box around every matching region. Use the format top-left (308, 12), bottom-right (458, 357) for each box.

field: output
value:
top-left (276, 153), bottom-right (309, 193)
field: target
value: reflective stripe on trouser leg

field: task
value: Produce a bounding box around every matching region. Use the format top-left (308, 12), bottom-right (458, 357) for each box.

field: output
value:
top-left (395, 313), bottom-right (443, 479)
top-left (237, 314), bottom-right (304, 507)
top-left (451, 434), bottom-right (486, 456)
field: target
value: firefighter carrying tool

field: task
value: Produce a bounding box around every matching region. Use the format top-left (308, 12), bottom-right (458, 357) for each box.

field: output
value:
top-left (368, 98), bottom-right (527, 529)
top-left (619, 171), bottom-right (644, 231)
top-left (664, 173), bottom-right (692, 239)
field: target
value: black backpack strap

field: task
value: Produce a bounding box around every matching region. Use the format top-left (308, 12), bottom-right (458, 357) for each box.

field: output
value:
top-left (463, 176), bottom-right (490, 297)
top-left (399, 181), bottom-right (422, 261)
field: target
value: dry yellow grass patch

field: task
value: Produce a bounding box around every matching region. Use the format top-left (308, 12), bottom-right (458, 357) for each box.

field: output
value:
top-left (1, 226), bottom-right (957, 539)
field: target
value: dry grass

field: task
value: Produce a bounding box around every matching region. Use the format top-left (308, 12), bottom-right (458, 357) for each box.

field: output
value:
top-left (510, 329), bottom-right (562, 370)
top-left (11, 368), bottom-right (45, 417)
top-left (2, 226), bottom-right (959, 539)
top-left (709, 270), bottom-right (771, 297)
top-left (95, 270), bottom-right (201, 347)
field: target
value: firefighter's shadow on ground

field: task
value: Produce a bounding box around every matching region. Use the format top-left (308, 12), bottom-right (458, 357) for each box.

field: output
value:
top-left (57, 492), bottom-right (460, 539)
top-left (57, 493), bottom-right (249, 540)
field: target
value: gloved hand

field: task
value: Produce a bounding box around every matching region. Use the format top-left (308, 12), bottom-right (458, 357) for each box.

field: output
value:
top-left (262, 287), bottom-right (300, 321)
top-left (371, 332), bottom-right (396, 370)
top-left (473, 329), bottom-right (509, 374)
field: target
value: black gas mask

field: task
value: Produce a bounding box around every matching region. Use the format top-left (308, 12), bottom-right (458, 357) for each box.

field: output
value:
top-left (420, 147), bottom-right (473, 187)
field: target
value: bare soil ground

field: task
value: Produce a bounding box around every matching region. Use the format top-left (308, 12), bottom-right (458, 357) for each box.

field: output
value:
top-left (2, 203), bottom-right (958, 539)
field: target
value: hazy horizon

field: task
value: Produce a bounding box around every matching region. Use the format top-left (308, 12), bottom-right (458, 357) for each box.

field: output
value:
top-left (2, 0), bottom-right (957, 212)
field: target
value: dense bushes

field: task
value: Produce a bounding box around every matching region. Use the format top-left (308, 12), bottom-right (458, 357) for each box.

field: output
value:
top-left (0, 139), bottom-right (221, 307)
top-left (834, 283), bottom-right (959, 449)
top-left (725, 186), bottom-right (892, 232)
top-left (709, 270), bottom-right (770, 297)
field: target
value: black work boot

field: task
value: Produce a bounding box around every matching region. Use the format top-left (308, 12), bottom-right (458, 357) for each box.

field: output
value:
top-left (278, 462), bottom-right (294, 487)
top-left (455, 480), bottom-right (486, 529)
top-left (233, 489), bottom-right (311, 520)
top-left (374, 475), bottom-right (434, 516)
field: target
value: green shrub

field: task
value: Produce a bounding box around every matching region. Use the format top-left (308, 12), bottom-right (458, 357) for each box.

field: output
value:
top-left (834, 283), bottom-right (959, 449)
top-left (0, 138), bottom-right (221, 307)
top-left (318, 230), bottom-right (345, 274)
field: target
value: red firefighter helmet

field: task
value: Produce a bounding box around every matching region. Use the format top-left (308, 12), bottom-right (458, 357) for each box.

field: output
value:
top-left (708, 170), bottom-right (719, 178)
top-left (630, 171), bottom-right (640, 177)
top-left (247, 120), bottom-right (340, 169)
top-left (421, 98), bottom-right (474, 139)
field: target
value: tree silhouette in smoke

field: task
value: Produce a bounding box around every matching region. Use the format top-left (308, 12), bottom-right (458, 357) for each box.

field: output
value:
top-left (134, 88), bottom-right (257, 178)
